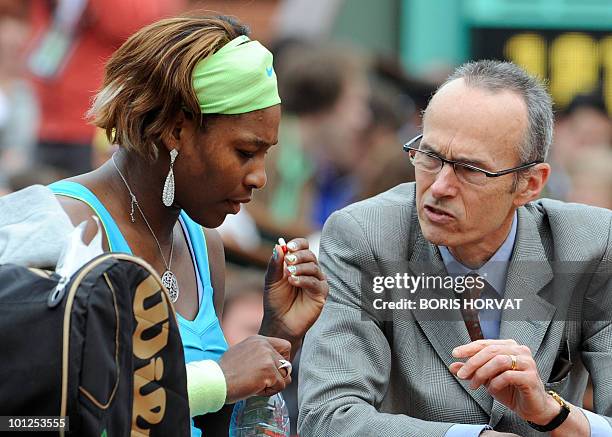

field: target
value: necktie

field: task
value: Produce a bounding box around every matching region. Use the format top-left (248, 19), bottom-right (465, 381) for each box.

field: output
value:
top-left (457, 273), bottom-right (485, 341)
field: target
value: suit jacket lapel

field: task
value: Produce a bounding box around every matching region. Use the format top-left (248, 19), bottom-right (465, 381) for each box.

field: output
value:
top-left (489, 206), bottom-right (556, 427)
top-left (408, 209), bottom-right (495, 416)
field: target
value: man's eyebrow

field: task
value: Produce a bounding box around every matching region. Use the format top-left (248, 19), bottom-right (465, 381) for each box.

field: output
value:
top-left (453, 154), bottom-right (489, 168)
top-left (420, 141), bottom-right (489, 168)
top-left (419, 141), bottom-right (437, 153)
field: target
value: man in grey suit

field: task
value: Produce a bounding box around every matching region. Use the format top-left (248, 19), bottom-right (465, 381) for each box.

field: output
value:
top-left (298, 60), bottom-right (612, 436)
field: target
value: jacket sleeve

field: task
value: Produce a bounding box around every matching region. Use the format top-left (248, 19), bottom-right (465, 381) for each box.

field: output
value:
top-left (298, 210), bottom-right (458, 437)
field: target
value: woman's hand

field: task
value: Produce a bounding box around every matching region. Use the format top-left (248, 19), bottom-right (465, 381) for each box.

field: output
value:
top-left (219, 335), bottom-right (292, 404)
top-left (261, 238), bottom-right (328, 347)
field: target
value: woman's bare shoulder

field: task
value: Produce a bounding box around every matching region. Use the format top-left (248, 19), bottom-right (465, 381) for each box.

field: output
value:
top-left (55, 193), bottom-right (109, 250)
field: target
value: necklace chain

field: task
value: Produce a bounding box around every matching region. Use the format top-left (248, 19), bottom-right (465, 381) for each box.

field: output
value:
top-left (111, 154), bottom-right (174, 271)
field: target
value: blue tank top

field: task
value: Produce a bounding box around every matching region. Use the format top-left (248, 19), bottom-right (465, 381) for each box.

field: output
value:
top-left (49, 180), bottom-right (228, 437)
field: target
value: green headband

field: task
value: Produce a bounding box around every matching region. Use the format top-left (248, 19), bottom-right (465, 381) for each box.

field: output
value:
top-left (192, 35), bottom-right (281, 114)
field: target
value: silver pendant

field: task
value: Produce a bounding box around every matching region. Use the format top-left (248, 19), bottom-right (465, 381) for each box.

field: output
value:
top-left (162, 270), bottom-right (179, 303)
top-left (129, 194), bottom-right (137, 223)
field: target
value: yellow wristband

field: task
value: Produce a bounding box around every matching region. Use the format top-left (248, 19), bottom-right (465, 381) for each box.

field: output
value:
top-left (185, 359), bottom-right (227, 416)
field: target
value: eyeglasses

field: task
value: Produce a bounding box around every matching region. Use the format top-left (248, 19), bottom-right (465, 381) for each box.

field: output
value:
top-left (402, 134), bottom-right (542, 186)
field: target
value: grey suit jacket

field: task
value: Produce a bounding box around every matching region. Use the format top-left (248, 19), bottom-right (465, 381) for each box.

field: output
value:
top-left (298, 182), bottom-right (612, 436)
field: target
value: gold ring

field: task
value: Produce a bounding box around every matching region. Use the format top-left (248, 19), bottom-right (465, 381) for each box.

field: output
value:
top-left (509, 354), bottom-right (518, 371)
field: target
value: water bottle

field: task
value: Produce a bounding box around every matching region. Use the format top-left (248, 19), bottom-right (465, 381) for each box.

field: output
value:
top-left (229, 393), bottom-right (290, 437)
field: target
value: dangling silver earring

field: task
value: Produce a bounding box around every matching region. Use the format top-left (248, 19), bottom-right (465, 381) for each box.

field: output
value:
top-left (162, 149), bottom-right (178, 207)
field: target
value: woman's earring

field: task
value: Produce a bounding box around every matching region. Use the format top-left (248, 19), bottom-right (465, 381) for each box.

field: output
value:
top-left (162, 149), bottom-right (178, 207)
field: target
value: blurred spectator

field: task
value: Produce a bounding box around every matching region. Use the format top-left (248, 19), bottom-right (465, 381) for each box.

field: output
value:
top-left (275, 0), bottom-right (343, 40)
top-left (357, 82), bottom-right (416, 200)
top-left (371, 56), bottom-right (439, 132)
top-left (353, 55), bottom-right (446, 201)
top-left (562, 93), bottom-right (611, 150)
top-left (220, 267), bottom-right (264, 347)
top-left (6, 164), bottom-right (68, 193)
top-left (28, 0), bottom-right (186, 175)
top-left (566, 147), bottom-right (612, 210)
top-left (248, 41), bottom-right (370, 241)
top-left (547, 92), bottom-right (611, 200)
top-left (187, 0), bottom-right (280, 43)
top-left (0, 3), bottom-right (38, 192)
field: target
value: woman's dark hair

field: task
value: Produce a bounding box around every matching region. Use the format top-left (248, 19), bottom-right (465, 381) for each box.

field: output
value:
top-left (88, 15), bottom-right (249, 160)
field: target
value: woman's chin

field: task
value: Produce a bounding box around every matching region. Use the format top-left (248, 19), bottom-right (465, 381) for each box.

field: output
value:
top-left (183, 208), bottom-right (227, 228)
top-left (206, 214), bottom-right (228, 228)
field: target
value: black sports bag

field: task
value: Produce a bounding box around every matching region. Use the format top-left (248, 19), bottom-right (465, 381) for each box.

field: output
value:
top-left (0, 253), bottom-right (190, 436)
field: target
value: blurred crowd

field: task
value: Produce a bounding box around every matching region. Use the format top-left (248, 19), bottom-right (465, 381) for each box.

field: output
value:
top-left (0, 1), bottom-right (610, 434)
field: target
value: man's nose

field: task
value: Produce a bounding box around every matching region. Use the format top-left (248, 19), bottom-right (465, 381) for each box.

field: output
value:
top-left (429, 164), bottom-right (459, 199)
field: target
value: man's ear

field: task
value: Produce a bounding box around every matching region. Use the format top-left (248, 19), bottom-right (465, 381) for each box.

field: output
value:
top-left (160, 110), bottom-right (188, 154)
top-left (513, 163), bottom-right (551, 207)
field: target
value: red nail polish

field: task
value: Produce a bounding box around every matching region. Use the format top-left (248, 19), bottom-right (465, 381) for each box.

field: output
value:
top-left (278, 238), bottom-right (288, 254)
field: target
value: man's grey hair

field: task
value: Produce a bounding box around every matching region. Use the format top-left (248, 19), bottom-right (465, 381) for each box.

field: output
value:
top-left (438, 60), bottom-right (553, 163)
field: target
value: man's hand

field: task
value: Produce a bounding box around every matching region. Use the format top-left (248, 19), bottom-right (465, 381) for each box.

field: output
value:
top-left (261, 238), bottom-right (329, 349)
top-left (449, 339), bottom-right (561, 425)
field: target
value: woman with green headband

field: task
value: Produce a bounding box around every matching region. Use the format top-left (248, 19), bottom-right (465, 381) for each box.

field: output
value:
top-left (48, 15), bottom-right (329, 435)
